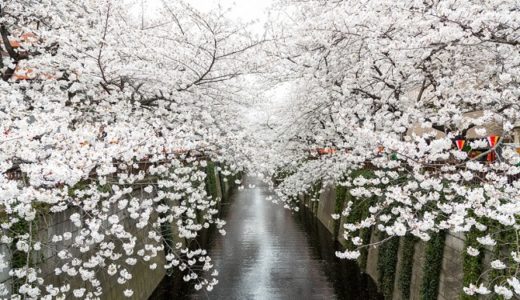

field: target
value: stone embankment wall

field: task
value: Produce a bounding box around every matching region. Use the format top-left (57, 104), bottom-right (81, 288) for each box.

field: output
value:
top-left (1, 164), bottom-right (234, 300)
top-left (301, 183), bottom-right (468, 300)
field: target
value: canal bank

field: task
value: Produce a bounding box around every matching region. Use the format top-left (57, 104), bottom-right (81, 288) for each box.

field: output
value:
top-left (299, 183), bottom-right (473, 300)
top-left (0, 162), bottom-right (235, 300)
top-left (152, 177), bottom-right (381, 300)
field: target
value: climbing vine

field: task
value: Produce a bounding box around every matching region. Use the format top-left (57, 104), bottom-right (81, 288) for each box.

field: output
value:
top-left (358, 227), bottom-right (372, 270)
top-left (205, 162), bottom-right (219, 199)
top-left (310, 181), bottom-right (322, 214)
top-left (461, 229), bottom-right (484, 300)
top-left (333, 184), bottom-right (347, 240)
top-left (217, 166), bottom-right (229, 202)
top-left (487, 223), bottom-right (518, 300)
top-left (377, 234), bottom-right (400, 299)
top-left (421, 231), bottom-right (446, 300)
top-left (343, 169), bottom-right (377, 269)
top-left (9, 219), bottom-right (31, 292)
top-left (398, 235), bottom-right (417, 300)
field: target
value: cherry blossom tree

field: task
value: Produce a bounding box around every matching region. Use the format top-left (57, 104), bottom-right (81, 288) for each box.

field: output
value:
top-left (261, 0), bottom-right (520, 297)
top-left (0, 0), bottom-right (262, 298)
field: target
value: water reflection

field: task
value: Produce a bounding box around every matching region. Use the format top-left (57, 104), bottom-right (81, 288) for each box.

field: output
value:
top-left (151, 177), bottom-right (381, 300)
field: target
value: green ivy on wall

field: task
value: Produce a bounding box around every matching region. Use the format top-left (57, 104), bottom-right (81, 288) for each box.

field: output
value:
top-left (342, 169), bottom-right (377, 269)
top-left (461, 229), bottom-right (484, 300)
top-left (358, 227), bottom-right (372, 270)
top-left (421, 231), bottom-right (446, 300)
top-left (10, 218), bottom-right (31, 291)
top-left (205, 161), bottom-right (218, 199)
top-left (311, 181), bottom-right (322, 215)
top-left (218, 169), bottom-right (228, 202)
top-left (377, 234), bottom-right (400, 299)
top-left (398, 235), bottom-right (417, 300)
top-left (488, 223), bottom-right (517, 299)
top-left (159, 197), bottom-right (176, 272)
top-left (333, 184), bottom-right (347, 239)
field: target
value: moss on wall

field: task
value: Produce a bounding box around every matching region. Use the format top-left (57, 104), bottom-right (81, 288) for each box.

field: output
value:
top-left (421, 231), bottom-right (446, 300)
top-left (488, 223), bottom-right (517, 300)
top-left (358, 227), bottom-right (372, 270)
top-left (461, 229), bottom-right (484, 300)
top-left (9, 219), bottom-right (31, 291)
top-left (205, 161), bottom-right (218, 199)
top-left (333, 185), bottom-right (347, 239)
top-left (398, 235), bottom-right (417, 300)
top-left (311, 181), bottom-right (322, 215)
top-left (377, 234), bottom-right (400, 299)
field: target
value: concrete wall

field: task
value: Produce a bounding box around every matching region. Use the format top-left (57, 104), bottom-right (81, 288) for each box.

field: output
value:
top-left (408, 241), bottom-right (427, 300)
top-left (391, 237), bottom-right (405, 300)
top-left (365, 231), bottom-right (381, 286)
top-left (317, 185), bottom-right (336, 234)
top-left (309, 184), bottom-right (468, 300)
top-left (438, 232), bottom-right (465, 300)
top-left (30, 194), bottom-right (168, 300)
top-left (0, 243), bottom-right (11, 296)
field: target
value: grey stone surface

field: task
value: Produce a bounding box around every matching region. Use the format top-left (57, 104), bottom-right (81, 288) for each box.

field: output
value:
top-left (392, 237), bottom-right (405, 300)
top-left (366, 230), bottom-right (381, 290)
top-left (409, 240), bottom-right (426, 300)
top-left (317, 184), bottom-right (336, 234)
top-left (0, 243), bottom-right (11, 296)
top-left (215, 168), bottom-right (223, 200)
top-left (438, 233), bottom-right (465, 300)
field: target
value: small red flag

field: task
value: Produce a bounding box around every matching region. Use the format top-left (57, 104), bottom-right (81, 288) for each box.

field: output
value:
top-left (487, 135), bottom-right (499, 148)
top-left (455, 140), bottom-right (465, 151)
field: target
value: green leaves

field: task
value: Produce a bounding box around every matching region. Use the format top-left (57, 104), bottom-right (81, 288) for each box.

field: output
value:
top-left (421, 231), bottom-right (446, 300)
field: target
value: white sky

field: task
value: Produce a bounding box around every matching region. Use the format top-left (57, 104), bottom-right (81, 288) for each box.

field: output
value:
top-left (189, 0), bottom-right (272, 22)
top-left (139, 0), bottom-right (274, 32)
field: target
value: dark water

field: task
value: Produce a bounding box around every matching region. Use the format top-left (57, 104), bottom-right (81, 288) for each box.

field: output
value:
top-left (151, 177), bottom-right (381, 300)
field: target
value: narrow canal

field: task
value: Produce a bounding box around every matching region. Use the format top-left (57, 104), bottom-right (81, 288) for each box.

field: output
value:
top-left (152, 177), bottom-right (381, 300)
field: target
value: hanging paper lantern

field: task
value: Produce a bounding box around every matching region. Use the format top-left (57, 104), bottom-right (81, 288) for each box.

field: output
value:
top-left (455, 139), bottom-right (465, 151)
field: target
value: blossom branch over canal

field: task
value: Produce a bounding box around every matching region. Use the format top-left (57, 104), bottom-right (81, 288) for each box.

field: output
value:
top-left (0, 0), bottom-right (265, 298)
top-left (258, 0), bottom-right (520, 298)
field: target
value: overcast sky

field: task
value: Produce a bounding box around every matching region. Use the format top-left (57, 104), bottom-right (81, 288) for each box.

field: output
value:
top-left (138, 0), bottom-right (273, 32)
top-left (190, 0), bottom-right (272, 22)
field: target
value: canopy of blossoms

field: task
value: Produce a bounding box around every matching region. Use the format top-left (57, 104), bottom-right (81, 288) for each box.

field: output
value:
top-left (1, 0), bottom-right (520, 299)
top-left (258, 0), bottom-right (520, 298)
top-left (0, 0), bottom-right (261, 298)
